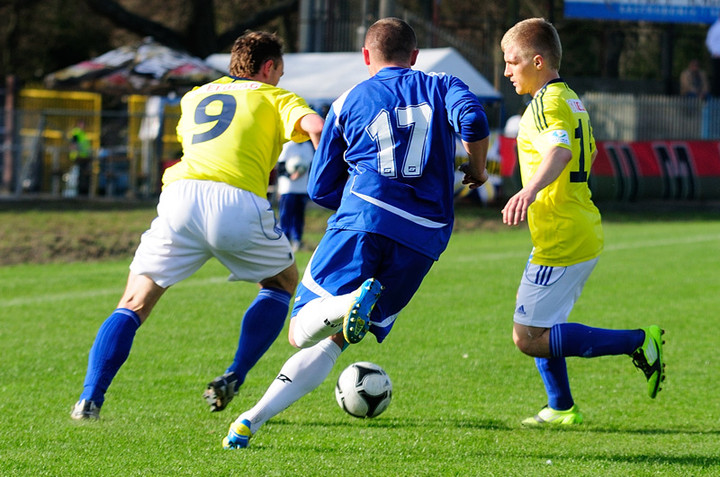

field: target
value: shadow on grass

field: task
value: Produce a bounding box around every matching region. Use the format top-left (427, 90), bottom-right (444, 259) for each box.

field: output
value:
top-left (267, 415), bottom-right (720, 436)
top-left (269, 415), bottom-right (512, 432)
top-left (528, 449), bottom-right (720, 468)
top-left (232, 417), bottom-right (720, 468)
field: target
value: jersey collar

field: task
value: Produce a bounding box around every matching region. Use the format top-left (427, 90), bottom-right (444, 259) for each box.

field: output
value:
top-left (534, 77), bottom-right (565, 98)
top-left (374, 66), bottom-right (412, 78)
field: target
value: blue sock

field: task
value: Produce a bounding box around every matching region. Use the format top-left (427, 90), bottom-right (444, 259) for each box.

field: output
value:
top-left (225, 288), bottom-right (291, 387)
top-left (549, 323), bottom-right (644, 358)
top-left (535, 357), bottom-right (574, 411)
top-left (79, 308), bottom-right (141, 406)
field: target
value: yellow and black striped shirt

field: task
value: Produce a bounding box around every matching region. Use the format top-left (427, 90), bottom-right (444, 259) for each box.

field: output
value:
top-left (516, 79), bottom-right (603, 266)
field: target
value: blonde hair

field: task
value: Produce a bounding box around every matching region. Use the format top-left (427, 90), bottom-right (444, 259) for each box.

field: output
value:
top-left (229, 31), bottom-right (283, 77)
top-left (501, 18), bottom-right (562, 71)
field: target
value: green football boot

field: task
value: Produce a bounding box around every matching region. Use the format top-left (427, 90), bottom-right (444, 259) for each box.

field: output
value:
top-left (632, 325), bottom-right (666, 399)
top-left (521, 404), bottom-right (583, 427)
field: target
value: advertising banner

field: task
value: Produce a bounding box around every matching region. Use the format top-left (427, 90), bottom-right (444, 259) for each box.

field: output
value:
top-left (564, 0), bottom-right (720, 24)
top-left (499, 136), bottom-right (720, 201)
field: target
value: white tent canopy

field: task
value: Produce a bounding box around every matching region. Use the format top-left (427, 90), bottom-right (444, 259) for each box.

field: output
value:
top-left (206, 47), bottom-right (502, 106)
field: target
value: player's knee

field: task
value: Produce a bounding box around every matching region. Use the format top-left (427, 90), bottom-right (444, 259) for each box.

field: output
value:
top-left (288, 333), bottom-right (301, 348)
top-left (287, 328), bottom-right (303, 348)
top-left (117, 294), bottom-right (157, 323)
top-left (261, 263), bottom-right (298, 294)
top-left (513, 327), bottom-right (551, 357)
top-left (512, 327), bottom-right (537, 356)
top-left (117, 275), bottom-right (165, 323)
top-left (288, 331), bottom-right (317, 349)
top-left (287, 319), bottom-right (309, 349)
top-left (513, 333), bottom-right (533, 355)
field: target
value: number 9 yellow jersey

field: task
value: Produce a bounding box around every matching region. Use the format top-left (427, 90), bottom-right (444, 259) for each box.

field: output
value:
top-left (516, 79), bottom-right (603, 266)
top-left (163, 75), bottom-right (317, 198)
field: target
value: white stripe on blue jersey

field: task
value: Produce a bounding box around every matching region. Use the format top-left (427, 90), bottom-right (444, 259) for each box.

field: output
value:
top-left (350, 190), bottom-right (447, 228)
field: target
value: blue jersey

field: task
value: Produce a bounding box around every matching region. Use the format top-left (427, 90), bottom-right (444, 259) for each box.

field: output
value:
top-left (309, 66), bottom-right (489, 260)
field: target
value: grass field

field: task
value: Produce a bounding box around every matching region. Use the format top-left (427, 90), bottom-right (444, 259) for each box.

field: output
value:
top-left (1, 203), bottom-right (719, 476)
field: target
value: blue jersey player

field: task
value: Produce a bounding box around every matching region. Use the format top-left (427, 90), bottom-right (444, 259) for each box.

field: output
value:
top-left (223, 17), bottom-right (490, 449)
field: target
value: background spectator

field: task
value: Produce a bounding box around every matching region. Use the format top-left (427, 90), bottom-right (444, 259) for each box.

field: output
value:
top-left (679, 59), bottom-right (709, 98)
top-left (276, 140), bottom-right (315, 252)
top-left (65, 119), bottom-right (92, 196)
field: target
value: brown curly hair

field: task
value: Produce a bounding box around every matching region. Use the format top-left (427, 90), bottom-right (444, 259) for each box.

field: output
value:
top-left (229, 31), bottom-right (284, 78)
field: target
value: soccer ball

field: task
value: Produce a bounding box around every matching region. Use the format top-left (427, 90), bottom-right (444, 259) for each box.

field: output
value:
top-left (335, 361), bottom-right (392, 418)
top-left (284, 155), bottom-right (308, 176)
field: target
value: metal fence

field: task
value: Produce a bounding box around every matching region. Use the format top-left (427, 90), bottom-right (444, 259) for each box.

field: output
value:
top-left (3, 87), bottom-right (720, 199)
top-left (582, 92), bottom-right (720, 141)
top-left (2, 95), bottom-right (181, 199)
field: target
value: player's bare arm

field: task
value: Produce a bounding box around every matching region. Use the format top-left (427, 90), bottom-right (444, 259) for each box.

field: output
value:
top-left (459, 137), bottom-right (490, 189)
top-left (502, 145), bottom-right (572, 226)
top-left (299, 113), bottom-right (325, 148)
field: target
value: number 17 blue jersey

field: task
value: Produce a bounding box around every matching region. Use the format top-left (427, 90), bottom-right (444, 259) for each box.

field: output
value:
top-left (309, 66), bottom-right (489, 260)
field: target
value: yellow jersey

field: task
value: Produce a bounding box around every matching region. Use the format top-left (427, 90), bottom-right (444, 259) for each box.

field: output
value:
top-left (516, 79), bottom-right (603, 266)
top-left (163, 75), bottom-right (317, 198)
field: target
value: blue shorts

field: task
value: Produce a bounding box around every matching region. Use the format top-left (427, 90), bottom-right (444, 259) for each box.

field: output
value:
top-left (292, 229), bottom-right (435, 343)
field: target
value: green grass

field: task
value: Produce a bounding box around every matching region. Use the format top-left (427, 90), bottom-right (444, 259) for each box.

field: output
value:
top-left (1, 206), bottom-right (719, 476)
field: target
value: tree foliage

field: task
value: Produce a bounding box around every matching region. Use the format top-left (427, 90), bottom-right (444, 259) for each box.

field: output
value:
top-left (83, 0), bottom-right (299, 58)
top-left (0, 0), bottom-right (115, 84)
top-left (0, 0), bottom-right (711, 93)
top-left (0, 0), bottom-right (299, 85)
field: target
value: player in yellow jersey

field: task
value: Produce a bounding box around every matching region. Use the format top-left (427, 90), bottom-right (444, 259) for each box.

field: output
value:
top-left (500, 18), bottom-right (665, 426)
top-left (71, 31), bottom-right (324, 420)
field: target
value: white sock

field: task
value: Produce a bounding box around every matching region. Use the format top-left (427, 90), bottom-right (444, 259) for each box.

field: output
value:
top-left (292, 294), bottom-right (356, 347)
top-left (236, 338), bottom-right (343, 434)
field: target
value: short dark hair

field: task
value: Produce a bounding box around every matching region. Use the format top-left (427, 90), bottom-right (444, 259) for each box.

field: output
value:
top-left (364, 17), bottom-right (417, 63)
top-left (229, 31), bottom-right (283, 77)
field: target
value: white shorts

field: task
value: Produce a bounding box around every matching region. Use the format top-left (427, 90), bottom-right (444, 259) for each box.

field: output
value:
top-left (130, 180), bottom-right (294, 288)
top-left (513, 256), bottom-right (598, 328)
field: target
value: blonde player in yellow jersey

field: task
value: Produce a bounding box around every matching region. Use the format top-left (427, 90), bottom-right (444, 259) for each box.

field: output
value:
top-left (500, 18), bottom-right (665, 426)
top-left (71, 31), bottom-right (324, 420)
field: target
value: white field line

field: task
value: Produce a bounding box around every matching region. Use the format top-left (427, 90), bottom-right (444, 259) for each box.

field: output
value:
top-left (1, 276), bottom-right (228, 308)
top-left (456, 232), bottom-right (719, 262)
top-left (2, 233), bottom-right (718, 308)
top-left (603, 233), bottom-right (720, 252)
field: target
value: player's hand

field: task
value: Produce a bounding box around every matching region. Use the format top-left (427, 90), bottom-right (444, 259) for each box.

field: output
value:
top-left (502, 189), bottom-right (535, 226)
top-left (459, 163), bottom-right (489, 189)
